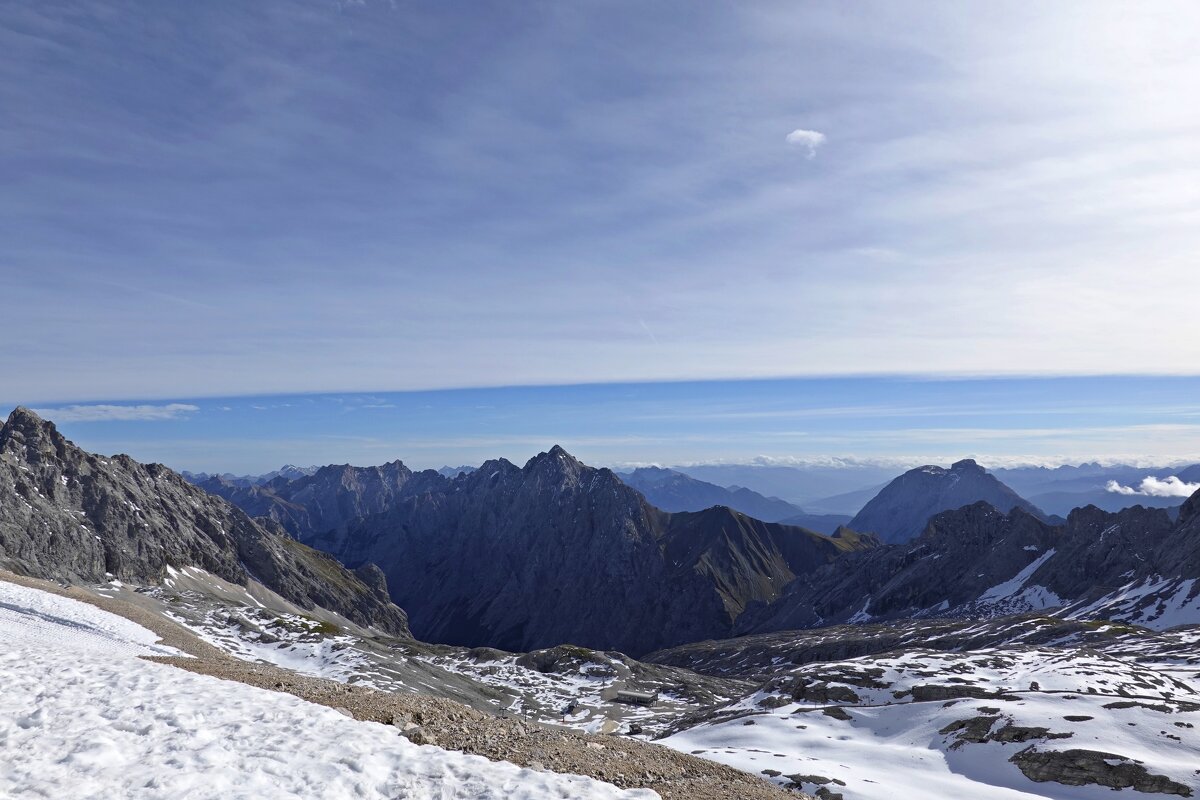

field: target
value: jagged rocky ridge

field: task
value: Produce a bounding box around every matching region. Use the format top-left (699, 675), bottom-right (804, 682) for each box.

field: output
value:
top-left (849, 458), bottom-right (1047, 543)
top-left (210, 446), bottom-right (877, 656)
top-left (198, 460), bottom-right (444, 540)
top-left (739, 494), bottom-right (1200, 635)
top-left (0, 408), bottom-right (409, 635)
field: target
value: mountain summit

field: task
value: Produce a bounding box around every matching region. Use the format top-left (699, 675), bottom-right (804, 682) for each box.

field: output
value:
top-left (849, 459), bottom-right (1044, 543)
top-left (206, 445), bottom-right (876, 656)
top-left (0, 407), bottom-right (409, 635)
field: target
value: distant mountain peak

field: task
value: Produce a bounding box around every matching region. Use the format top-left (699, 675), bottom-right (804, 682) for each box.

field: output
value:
top-left (0, 407), bottom-right (409, 634)
top-left (3, 406), bottom-right (54, 438)
top-left (850, 459), bottom-right (1044, 544)
top-left (525, 445), bottom-right (587, 480)
top-left (1, 406), bottom-right (70, 463)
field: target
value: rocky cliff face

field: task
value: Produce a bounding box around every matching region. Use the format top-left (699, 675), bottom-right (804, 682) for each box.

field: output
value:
top-left (849, 459), bottom-right (1045, 543)
top-left (273, 446), bottom-right (876, 656)
top-left (738, 497), bottom-right (1190, 635)
top-left (0, 407), bottom-right (409, 635)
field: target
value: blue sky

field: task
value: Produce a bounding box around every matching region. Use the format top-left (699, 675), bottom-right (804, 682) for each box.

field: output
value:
top-left (3, 3), bottom-right (1199, 469)
top-left (17, 377), bottom-right (1200, 473)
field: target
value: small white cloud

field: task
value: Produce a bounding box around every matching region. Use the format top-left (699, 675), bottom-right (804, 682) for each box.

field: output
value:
top-left (1106, 475), bottom-right (1200, 498)
top-left (34, 403), bottom-right (200, 423)
top-left (786, 128), bottom-right (827, 158)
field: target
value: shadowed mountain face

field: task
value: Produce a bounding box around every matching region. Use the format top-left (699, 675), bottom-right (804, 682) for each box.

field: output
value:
top-left (849, 459), bottom-right (1045, 543)
top-left (229, 446), bottom-right (876, 656)
top-left (0, 408), bottom-right (409, 636)
top-left (738, 495), bottom-right (1200, 636)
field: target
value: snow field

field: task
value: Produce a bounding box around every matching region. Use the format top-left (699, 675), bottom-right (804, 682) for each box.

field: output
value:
top-left (661, 643), bottom-right (1200, 800)
top-left (0, 579), bottom-right (657, 800)
top-left (665, 690), bottom-right (1200, 800)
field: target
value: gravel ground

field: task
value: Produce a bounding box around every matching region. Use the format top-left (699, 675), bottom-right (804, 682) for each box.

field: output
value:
top-left (0, 571), bottom-right (802, 800)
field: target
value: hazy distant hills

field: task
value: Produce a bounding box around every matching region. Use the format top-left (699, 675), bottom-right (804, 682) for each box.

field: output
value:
top-left (848, 459), bottom-right (1047, 544)
top-left (991, 462), bottom-right (1199, 517)
top-left (670, 462), bottom-right (901, 508)
top-left (1021, 489), bottom-right (1181, 518)
top-left (617, 467), bottom-right (852, 533)
top-left (671, 460), bottom-right (1198, 519)
top-left (437, 465), bottom-right (477, 479)
top-left (182, 464), bottom-right (319, 488)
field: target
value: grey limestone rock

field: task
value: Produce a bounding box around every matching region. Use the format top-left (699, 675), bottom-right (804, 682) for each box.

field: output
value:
top-left (0, 407), bottom-right (409, 636)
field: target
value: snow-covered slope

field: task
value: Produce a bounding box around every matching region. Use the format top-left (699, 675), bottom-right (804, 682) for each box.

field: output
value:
top-left (0, 580), bottom-right (657, 800)
top-left (659, 639), bottom-right (1200, 799)
top-left (96, 568), bottom-right (741, 737)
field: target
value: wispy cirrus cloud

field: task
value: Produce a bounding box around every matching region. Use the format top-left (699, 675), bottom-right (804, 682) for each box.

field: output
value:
top-left (1106, 476), bottom-right (1200, 498)
top-left (34, 403), bottom-right (200, 423)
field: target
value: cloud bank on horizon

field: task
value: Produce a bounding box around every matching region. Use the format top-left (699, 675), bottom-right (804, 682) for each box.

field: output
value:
top-left (3, 2), bottom-right (1199, 404)
top-left (1107, 476), bottom-right (1200, 498)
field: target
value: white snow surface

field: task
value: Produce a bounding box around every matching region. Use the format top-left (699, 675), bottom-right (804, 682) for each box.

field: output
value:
top-left (662, 644), bottom-right (1200, 800)
top-left (666, 691), bottom-right (1200, 800)
top-left (0, 581), bottom-right (181, 658)
top-left (1069, 576), bottom-right (1200, 630)
top-left (0, 580), bottom-right (656, 800)
top-left (979, 549), bottom-right (1056, 602)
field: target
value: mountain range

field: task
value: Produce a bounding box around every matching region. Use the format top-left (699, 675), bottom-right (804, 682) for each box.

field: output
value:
top-left (0, 408), bottom-right (408, 635)
top-left (298, 448), bottom-right (876, 656)
top-left (195, 450), bottom-right (879, 654)
top-left (739, 495), bottom-right (1200, 635)
top-left (192, 444), bottom-right (1200, 654)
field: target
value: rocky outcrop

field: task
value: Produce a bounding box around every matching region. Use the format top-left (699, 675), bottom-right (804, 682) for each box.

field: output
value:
top-left (0, 407), bottom-right (409, 635)
top-left (849, 459), bottom-right (1045, 543)
top-left (1009, 748), bottom-right (1191, 795)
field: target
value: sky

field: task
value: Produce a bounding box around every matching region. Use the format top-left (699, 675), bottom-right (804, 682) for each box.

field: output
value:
top-left (14, 376), bottom-right (1200, 474)
top-left (3, 2), bottom-right (1199, 469)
